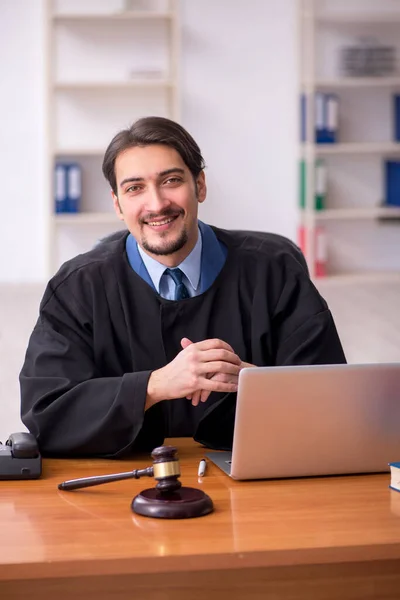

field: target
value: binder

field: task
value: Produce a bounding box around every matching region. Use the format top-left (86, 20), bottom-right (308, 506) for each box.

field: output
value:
top-left (385, 160), bottom-right (400, 207)
top-left (54, 163), bottom-right (68, 213)
top-left (297, 225), bottom-right (327, 277)
top-left (314, 93), bottom-right (339, 144)
top-left (300, 94), bottom-right (306, 142)
top-left (394, 95), bottom-right (400, 142)
top-left (315, 92), bottom-right (326, 143)
top-left (315, 158), bottom-right (327, 210)
top-left (315, 226), bottom-right (327, 277)
top-left (325, 94), bottom-right (339, 144)
top-left (299, 160), bottom-right (306, 209)
top-left (66, 163), bottom-right (82, 213)
top-left (299, 159), bottom-right (326, 210)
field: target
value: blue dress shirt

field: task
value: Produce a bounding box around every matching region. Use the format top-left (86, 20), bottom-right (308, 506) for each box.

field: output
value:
top-left (126, 221), bottom-right (227, 299)
top-left (137, 228), bottom-right (202, 299)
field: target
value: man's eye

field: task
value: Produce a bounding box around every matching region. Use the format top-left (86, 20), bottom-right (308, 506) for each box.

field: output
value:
top-left (164, 177), bottom-right (182, 185)
top-left (126, 185), bottom-right (141, 193)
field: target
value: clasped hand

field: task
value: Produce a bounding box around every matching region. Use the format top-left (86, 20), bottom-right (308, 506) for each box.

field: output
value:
top-left (146, 337), bottom-right (251, 409)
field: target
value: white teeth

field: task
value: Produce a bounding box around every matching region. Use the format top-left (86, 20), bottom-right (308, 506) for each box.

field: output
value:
top-left (148, 217), bottom-right (174, 226)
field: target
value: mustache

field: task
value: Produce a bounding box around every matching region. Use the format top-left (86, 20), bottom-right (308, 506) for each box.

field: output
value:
top-left (140, 208), bottom-right (184, 224)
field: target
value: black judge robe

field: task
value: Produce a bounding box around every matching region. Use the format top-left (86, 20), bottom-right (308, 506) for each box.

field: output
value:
top-left (20, 226), bottom-right (346, 457)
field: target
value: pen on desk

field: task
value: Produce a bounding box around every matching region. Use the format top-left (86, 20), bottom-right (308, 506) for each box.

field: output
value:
top-left (198, 459), bottom-right (207, 477)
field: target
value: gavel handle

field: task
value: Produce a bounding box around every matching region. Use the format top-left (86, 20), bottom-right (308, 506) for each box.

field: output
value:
top-left (58, 466), bottom-right (154, 491)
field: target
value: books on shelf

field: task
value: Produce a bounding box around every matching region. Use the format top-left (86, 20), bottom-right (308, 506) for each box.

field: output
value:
top-left (54, 163), bottom-right (82, 213)
top-left (385, 160), bottom-right (400, 207)
top-left (394, 95), bottom-right (400, 143)
top-left (298, 225), bottom-right (327, 278)
top-left (389, 462), bottom-right (400, 493)
top-left (299, 158), bottom-right (327, 210)
top-left (300, 93), bottom-right (339, 144)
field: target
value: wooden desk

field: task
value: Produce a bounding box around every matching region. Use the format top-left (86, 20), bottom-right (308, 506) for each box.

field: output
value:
top-left (1, 439), bottom-right (400, 600)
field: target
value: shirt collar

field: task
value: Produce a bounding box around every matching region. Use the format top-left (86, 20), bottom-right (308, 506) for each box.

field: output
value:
top-left (137, 228), bottom-right (203, 293)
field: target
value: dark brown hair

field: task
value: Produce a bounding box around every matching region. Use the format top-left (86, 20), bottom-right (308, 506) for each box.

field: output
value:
top-left (102, 116), bottom-right (206, 195)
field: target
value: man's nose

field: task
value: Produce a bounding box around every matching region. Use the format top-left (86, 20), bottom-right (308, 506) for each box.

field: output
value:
top-left (145, 185), bottom-right (169, 212)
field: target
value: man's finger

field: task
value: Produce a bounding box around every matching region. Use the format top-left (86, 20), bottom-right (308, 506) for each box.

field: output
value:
top-left (189, 338), bottom-right (236, 353)
top-left (200, 389), bottom-right (211, 403)
top-left (181, 337), bottom-right (194, 349)
top-left (199, 349), bottom-right (241, 365)
top-left (198, 361), bottom-right (241, 376)
top-left (197, 378), bottom-right (238, 394)
top-left (191, 390), bottom-right (202, 406)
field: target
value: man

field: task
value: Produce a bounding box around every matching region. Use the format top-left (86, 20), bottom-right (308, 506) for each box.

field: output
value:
top-left (20, 116), bottom-right (346, 457)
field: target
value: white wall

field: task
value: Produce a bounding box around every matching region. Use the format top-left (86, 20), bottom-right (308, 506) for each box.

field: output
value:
top-left (181, 0), bottom-right (298, 237)
top-left (0, 0), bottom-right (47, 282)
top-left (0, 0), bottom-right (299, 283)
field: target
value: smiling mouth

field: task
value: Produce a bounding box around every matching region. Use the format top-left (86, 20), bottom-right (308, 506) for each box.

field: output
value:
top-left (145, 214), bottom-right (180, 227)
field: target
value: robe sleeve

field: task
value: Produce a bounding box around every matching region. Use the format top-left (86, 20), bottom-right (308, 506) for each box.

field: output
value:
top-left (19, 282), bottom-right (165, 457)
top-left (270, 258), bottom-right (346, 365)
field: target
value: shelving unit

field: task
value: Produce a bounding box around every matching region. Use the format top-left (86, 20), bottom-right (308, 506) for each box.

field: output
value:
top-left (299, 0), bottom-right (400, 283)
top-left (308, 77), bottom-right (400, 89)
top-left (313, 207), bottom-right (400, 220)
top-left (45, 0), bottom-right (180, 274)
top-left (54, 80), bottom-right (175, 90)
top-left (303, 142), bottom-right (400, 155)
top-left (316, 12), bottom-right (400, 24)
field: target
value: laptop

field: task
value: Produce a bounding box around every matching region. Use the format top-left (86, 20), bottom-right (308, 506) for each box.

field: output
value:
top-left (206, 363), bottom-right (400, 480)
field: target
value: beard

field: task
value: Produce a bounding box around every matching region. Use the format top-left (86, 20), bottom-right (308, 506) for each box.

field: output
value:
top-left (141, 227), bottom-right (188, 256)
top-left (139, 208), bottom-right (188, 256)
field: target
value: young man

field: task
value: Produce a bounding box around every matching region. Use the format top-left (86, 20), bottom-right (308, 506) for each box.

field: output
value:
top-left (20, 117), bottom-right (346, 457)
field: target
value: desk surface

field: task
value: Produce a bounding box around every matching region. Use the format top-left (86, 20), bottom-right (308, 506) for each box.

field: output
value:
top-left (1, 438), bottom-right (400, 582)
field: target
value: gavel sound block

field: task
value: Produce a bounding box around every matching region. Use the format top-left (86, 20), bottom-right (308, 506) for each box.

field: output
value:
top-left (58, 445), bottom-right (213, 519)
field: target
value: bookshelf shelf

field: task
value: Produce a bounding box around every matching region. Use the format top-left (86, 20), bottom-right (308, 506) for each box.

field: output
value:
top-left (315, 12), bottom-right (400, 24)
top-left (303, 77), bottom-right (400, 90)
top-left (55, 149), bottom-right (105, 157)
top-left (313, 207), bottom-right (400, 220)
top-left (54, 213), bottom-right (121, 225)
top-left (303, 143), bottom-right (400, 156)
top-left (314, 272), bottom-right (400, 286)
top-left (54, 80), bottom-right (174, 91)
top-left (53, 12), bottom-right (174, 22)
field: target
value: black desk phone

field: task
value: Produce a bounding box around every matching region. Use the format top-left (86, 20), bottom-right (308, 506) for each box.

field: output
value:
top-left (0, 432), bottom-right (42, 480)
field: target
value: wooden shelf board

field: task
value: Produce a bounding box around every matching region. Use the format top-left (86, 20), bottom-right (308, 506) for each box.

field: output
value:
top-left (313, 207), bottom-right (400, 220)
top-left (53, 213), bottom-right (120, 225)
top-left (54, 149), bottom-right (105, 157)
top-left (315, 12), bottom-right (400, 24)
top-left (52, 11), bottom-right (174, 21)
top-left (54, 80), bottom-right (174, 91)
top-left (303, 77), bottom-right (400, 89)
top-left (302, 143), bottom-right (400, 156)
top-left (314, 272), bottom-right (400, 285)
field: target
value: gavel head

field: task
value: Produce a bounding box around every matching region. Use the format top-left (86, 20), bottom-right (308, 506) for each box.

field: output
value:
top-left (151, 445), bottom-right (182, 494)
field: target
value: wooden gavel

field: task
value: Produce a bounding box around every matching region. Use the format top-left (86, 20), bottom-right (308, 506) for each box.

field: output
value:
top-left (58, 445), bottom-right (213, 519)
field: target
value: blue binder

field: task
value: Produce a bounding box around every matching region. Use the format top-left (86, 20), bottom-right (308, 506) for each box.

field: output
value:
top-left (54, 163), bottom-right (68, 213)
top-left (385, 160), bottom-right (400, 207)
top-left (325, 94), bottom-right (338, 144)
top-left (66, 163), bottom-right (82, 213)
top-left (315, 92), bottom-right (326, 143)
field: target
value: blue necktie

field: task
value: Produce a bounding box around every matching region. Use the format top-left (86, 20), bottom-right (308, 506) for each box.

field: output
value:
top-left (165, 268), bottom-right (190, 300)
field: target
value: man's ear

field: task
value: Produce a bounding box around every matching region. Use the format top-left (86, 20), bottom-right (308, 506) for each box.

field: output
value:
top-left (196, 171), bottom-right (207, 204)
top-left (112, 191), bottom-right (124, 221)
